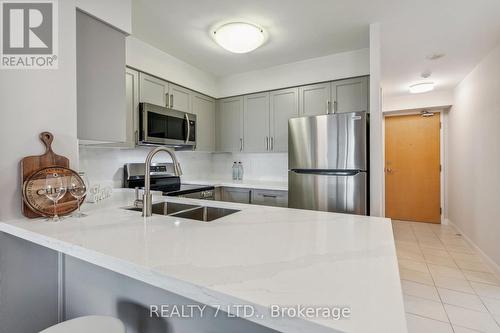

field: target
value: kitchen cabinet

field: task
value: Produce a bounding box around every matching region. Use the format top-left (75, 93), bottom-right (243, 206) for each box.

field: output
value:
top-left (331, 76), bottom-right (369, 113)
top-left (270, 88), bottom-right (299, 152)
top-left (216, 97), bottom-right (244, 152)
top-left (251, 189), bottom-right (288, 207)
top-left (243, 92), bottom-right (270, 152)
top-left (170, 83), bottom-right (191, 113)
top-left (76, 10), bottom-right (127, 144)
top-left (299, 82), bottom-right (331, 116)
top-left (191, 93), bottom-right (216, 151)
top-left (221, 187), bottom-right (251, 204)
top-left (139, 72), bottom-right (170, 107)
top-left (125, 68), bottom-right (140, 147)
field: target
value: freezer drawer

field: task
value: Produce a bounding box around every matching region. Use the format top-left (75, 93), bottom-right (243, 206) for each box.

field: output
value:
top-left (288, 112), bottom-right (367, 170)
top-left (288, 170), bottom-right (367, 215)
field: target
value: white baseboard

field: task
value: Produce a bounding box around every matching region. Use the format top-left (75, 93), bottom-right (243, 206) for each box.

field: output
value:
top-left (447, 219), bottom-right (500, 279)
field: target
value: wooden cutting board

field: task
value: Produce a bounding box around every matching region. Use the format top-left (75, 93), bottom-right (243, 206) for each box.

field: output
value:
top-left (20, 132), bottom-right (69, 218)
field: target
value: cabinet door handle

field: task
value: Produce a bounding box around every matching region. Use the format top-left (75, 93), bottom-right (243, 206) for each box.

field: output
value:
top-left (240, 138), bottom-right (243, 151)
top-left (262, 194), bottom-right (277, 198)
top-left (170, 94), bottom-right (174, 108)
top-left (333, 100), bottom-right (337, 113)
top-left (165, 93), bottom-right (169, 107)
top-left (270, 137), bottom-right (274, 150)
top-left (266, 136), bottom-right (269, 150)
top-left (326, 100), bottom-right (331, 114)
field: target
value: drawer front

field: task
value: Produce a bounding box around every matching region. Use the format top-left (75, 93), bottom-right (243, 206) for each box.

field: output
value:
top-left (251, 189), bottom-right (288, 207)
top-left (221, 187), bottom-right (251, 204)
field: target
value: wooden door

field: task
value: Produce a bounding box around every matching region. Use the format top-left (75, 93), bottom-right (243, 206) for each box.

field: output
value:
top-left (331, 76), bottom-right (369, 114)
top-left (385, 113), bottom-right (441, 223)
top-left (270, 88), bottom-right (299, 152)
top-left (299, 83), bottom-right (331, 116)
top-left (243, 92), bottom-right (270, 152)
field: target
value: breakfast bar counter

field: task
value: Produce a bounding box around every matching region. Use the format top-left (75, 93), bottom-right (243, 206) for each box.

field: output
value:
top-left (0, 189), bottom-right (406, 333)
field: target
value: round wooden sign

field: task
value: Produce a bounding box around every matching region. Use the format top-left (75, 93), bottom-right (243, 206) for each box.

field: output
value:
top-left (22, 166), bottom-right (86, 218)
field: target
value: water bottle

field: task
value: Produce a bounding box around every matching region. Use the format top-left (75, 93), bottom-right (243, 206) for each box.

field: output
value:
top-left (237, 162), bottom-right (244, 181)
top-left (232, 162), bottom-right (238, 180)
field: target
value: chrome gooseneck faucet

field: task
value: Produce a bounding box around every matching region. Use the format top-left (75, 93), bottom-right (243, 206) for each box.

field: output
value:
top-left (142, 146), bottom-right (183, 217)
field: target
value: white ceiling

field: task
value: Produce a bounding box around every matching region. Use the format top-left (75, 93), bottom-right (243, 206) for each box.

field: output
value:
top-left (132, 0), bottom-right (500, 97)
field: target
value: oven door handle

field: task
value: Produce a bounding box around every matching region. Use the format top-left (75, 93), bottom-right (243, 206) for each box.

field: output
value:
top-left (184, 113), bottom-right (190, 144)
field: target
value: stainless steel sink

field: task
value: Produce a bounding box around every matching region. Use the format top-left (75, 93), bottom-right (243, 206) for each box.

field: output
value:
top-left (125, 202), bottom-right (200, 215)
top-left (124, 202), bottom-right (240, 222)
top-left (170, 206), bottom-right (240, 222)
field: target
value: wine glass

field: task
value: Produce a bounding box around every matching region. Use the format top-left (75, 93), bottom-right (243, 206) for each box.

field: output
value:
top-left (69, 172), bottom-right (89, 218)
top-left (45, 172), bottom-right (66, 222)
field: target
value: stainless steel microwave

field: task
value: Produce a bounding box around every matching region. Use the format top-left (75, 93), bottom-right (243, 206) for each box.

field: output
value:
top-left (139, 102), bottom-right (196, 149)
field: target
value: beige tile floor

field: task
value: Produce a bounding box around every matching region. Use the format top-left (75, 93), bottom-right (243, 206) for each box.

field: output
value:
top-left (392, 220), bottom-right (500, 333)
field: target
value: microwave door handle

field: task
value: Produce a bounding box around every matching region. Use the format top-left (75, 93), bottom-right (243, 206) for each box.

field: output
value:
top-left (184, 113), bottom-right (190, 144)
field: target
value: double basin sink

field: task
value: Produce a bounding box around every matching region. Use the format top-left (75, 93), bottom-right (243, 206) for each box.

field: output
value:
top-left (126, 202), bottom-right (240, 222)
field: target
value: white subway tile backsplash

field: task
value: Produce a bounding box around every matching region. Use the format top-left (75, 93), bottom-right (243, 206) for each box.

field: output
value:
top-left (78, 146), bottom-right (288, 187)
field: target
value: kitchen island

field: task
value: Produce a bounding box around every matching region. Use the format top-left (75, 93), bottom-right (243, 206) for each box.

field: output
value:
top-left (0, 189), bottom-right (406, 333)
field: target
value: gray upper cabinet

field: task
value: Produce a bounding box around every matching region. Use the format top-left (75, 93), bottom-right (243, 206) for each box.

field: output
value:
top-left (298, 82), bottom-right (331, 117)
top-left (243, 92), bottom-right (270, 153)
top-left (270, 88), bottom-right (299, 152)
top-left (191, 93), bottom-right (215, 151)
top-left (139, 72), bottom-right (169, 107)
top-left (216, 97), bottom-right (244, 152)
top-left (76, 10), bottom-right (126, 144)
top-left (170, 83), bottom-right (191, 112)
top-left (331, 76), bottom-right (369, 113)
top-left (125, 68), bottom-right (139, 147)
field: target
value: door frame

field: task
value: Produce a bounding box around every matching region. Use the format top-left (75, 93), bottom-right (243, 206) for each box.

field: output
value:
top-left (382, 107), bottom-right (449, 223)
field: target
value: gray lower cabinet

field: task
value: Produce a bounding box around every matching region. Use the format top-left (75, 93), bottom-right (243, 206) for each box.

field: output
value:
top-left (216, 97), bottom-right (244, 152)
top-left (219, 187), bottom-right (288, 207)
top-left (251, 189), bottom-right (288, 207)
top-left (243, 92), bottom-right (270, 152)
top-left (191, 93), bottom-right (215, 151)
top-left (270, 88), bottom-right (299, 152)
top-left (221, 187), bottom-right (251, 204)
top-left (331, 76), bottom-right (369, 113)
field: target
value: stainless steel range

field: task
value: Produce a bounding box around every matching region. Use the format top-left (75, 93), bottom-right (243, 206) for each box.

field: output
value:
top-left (123, 163), bottom-right (214, 200)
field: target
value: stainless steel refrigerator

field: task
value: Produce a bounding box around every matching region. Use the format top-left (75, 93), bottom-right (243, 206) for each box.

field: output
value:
top-left (288, 111), bottom-right (368, 215)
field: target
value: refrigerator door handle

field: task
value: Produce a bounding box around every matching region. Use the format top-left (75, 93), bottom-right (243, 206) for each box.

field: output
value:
top-left (290, 169), bottom-right (363, 176)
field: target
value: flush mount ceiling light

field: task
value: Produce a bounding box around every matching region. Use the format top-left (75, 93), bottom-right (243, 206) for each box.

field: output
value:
top-left (212, 22), bottom-right (265, 54)
top-left (409, 82), bottom-right (435, 94)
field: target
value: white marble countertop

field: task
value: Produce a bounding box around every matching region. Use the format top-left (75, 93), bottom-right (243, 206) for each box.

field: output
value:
top-left (182, 178), bottom-right (288, 191)
top-left (0, 189), bottom-right (406, 333)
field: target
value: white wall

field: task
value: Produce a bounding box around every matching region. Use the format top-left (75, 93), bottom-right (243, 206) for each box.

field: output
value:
top-left (126, 37), bottom-right (219, 97)
top-left (79, 147), bottom-right (288, 188)
top-left (383, 90), bottom-right (454, 112)
top-left (76, 0), bottom-right (132, 34)
top-left (0, 0), bottom-right (78, 221)
top-left (447, 42), bottom-right (500, 267)
top-left (369, 24), bottom-right (384, 217)
top-left (217, 48), bottom-right (369, 98)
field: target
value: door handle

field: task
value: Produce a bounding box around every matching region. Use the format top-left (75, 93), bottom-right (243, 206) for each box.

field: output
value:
top-left (240, 138), bottom-right (243, 151)
top-left (266, 136), bottom-right (269, 150)
top-left (270, 137), bottom-right (274, 150)
top-left (184, 114), bottom-right (190, 143)
top-left (326, 100), bottom-right (331, 114)
top-left (333, 100), bottom-right (338, 113)
top-left (170, 94), bottom-right (174, 108)
top-left (385, 168), bottom-right (393, 173)
top-left (165, 93), bottom-right (169, 107)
